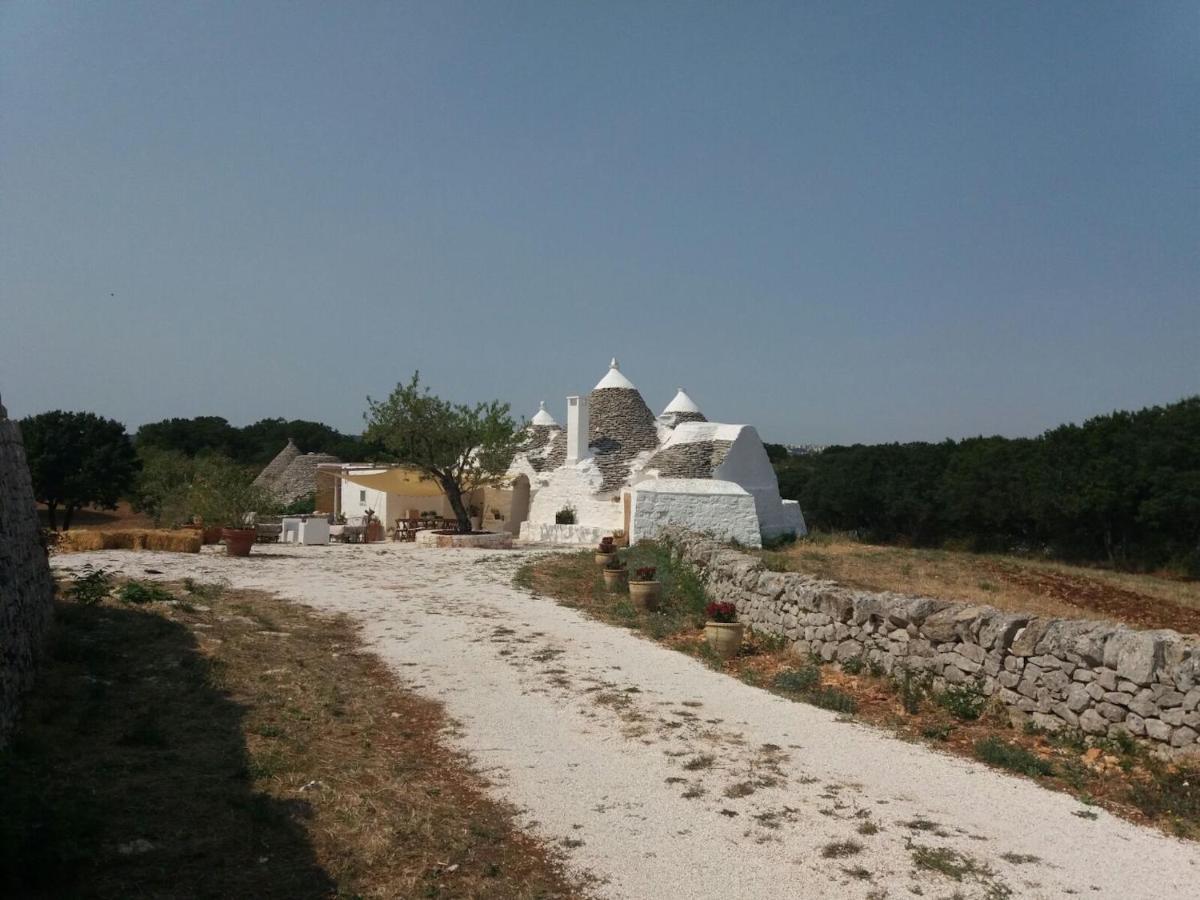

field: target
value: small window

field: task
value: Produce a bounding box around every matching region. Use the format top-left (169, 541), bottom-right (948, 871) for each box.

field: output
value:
top-left (359, 490), bottom-right (367, 503)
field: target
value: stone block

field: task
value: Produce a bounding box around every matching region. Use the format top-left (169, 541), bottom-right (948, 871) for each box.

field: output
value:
top-left (1079, 709), bottom-right (1107, 735)
top-left (1144, 719), bottom-right (1172, 742)
top-left (1171, 726), bottom-right (1199, 748)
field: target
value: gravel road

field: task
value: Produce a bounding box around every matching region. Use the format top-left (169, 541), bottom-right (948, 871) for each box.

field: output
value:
top-left (55, 544), bottom-right (1200, 899)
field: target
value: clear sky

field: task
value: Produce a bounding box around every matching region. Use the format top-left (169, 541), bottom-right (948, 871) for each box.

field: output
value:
top-left (2, 1), bottom-right (1196, 445)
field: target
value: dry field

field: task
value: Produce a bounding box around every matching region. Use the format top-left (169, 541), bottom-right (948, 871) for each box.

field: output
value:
top-left (1, 576), bottom-right (581, 900)
top-left (759, 535), bottom-right (1200, 636)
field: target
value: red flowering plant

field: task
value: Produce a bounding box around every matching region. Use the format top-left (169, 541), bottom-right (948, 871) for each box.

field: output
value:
top-left (705, 601), bottom-right (738, 623)
top-left (634, 566), bottom-right (657, 582)
top-left (598, 536), bottom-right (615, 553)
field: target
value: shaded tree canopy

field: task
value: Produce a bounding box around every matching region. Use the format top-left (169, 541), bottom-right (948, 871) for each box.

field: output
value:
top-left (20, 410), bottom-right (140, 530)
top-left (135, 416), bottom-right (364, 466)
top-left (773, 396), bottom-right (1200, 573)
top-left (364, 372), bottom-right (522, 534)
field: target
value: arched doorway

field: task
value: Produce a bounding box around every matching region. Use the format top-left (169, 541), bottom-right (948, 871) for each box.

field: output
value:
top-left (509, 474), bottom-right (531, 536)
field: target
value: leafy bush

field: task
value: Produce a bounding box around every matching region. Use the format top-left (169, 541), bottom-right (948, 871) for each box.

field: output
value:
top-left (66, 566), bottom-right (113, 606)
top-left (974, 737), bottom-right (1054, 777)
top-left (704, 601), bottom-right (737, 623)
top-left (936, 676), bottom-right (988, 721)
top-left (279, 493), bottom-right (317, 515)
top-left (555, 505), bottom-right (576, 525)
top-left (773, 665), bottom-right (821, 694)
top-left (809, 687), bottom-right (858, 713)
top-left (841, 656), bottom-right (865, 675)
top-left (895, 667), bottom-right (932, 714)
top-left (117, 581), bottom-right (176, 605)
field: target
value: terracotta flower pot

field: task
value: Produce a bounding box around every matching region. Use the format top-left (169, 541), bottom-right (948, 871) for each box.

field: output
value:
top-left (628, 580), bottom-right (661, 610)
top-left (595, 550), bottom-right (617, 566)
top-left (221, 527), bottom-right (256, 557)
top-left (704, 621), bottom-right (744, 659)
top-left (602, 567), bottom-right (628, 591)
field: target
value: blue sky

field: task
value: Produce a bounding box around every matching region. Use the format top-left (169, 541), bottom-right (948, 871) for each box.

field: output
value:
top-left (1, 1), bottom-right (1195, 445)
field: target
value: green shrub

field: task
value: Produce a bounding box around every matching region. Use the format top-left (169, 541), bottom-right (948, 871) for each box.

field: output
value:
top-left (895, 667), bottom-right (931, 715)
top-left (809, 687), bottom-right (857, 714)
top-left (936, 676), bottom-right (987, 721)
top-left (841, 656), bottom-right (865, 675)
top-left (66, 566), bottom-right (113, 606)
top-left (974, 737), bottom-right (1054, 777)
top-left (117, 581), bottom-right (176, 605)
top-left (773, 666), bottom-right (821, 694)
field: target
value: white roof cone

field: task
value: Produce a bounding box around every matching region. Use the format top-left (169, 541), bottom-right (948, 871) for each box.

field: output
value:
top-left (531, 401), bottom-right (558, 427)
top-left (593, 357), bottom-right (637, 390)
top-left (662, 387), bottom-right (702, 416)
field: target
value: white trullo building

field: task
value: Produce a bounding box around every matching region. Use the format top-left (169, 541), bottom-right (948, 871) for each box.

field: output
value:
top-left (506, 359), bottom-right (805, 548)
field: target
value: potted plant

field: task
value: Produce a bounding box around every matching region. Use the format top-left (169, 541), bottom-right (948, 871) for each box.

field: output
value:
top-left (595, 535), bottom-right (616, 566)
top-left (628, 565), bottom-right (661, 610)
top-left (704, 601), bottom-right (744, 659)
top-left (468, 503), bottom-right (482, 532)
top-left (601, 553), bottom-right (627, 590)
top-left (611, 529), bottom-right (628, 548)
top-left (363, 508), bottom-right (385, 542)
top-left (187, 456), bottom-right (278, 557)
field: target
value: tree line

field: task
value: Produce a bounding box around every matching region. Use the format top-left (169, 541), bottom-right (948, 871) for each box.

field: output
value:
top-left (768, 396), bottom-right (1200, 573)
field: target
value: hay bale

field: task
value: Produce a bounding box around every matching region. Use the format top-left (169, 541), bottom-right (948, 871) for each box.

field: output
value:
top-left (57, 529), bottom-right (201, 554)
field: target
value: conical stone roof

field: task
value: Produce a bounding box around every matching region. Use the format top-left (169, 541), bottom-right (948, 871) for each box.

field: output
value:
top-left (253, 439), bottom-right (301, 489)
top-left (588, 359), bottom-right (659, 494)
top-left (272, 452), bottom-right (341, 504)
top-left (661, 388), bottom-right (707, 426)
top-left (531, 401), bottom-right (558, 427)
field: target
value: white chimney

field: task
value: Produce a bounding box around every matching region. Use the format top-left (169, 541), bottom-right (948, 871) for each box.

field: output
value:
top-left (566, 395), bottom-right (590, 465)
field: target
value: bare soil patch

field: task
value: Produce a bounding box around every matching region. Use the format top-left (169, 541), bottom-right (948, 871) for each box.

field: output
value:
top-left (1, 577), bottom-right (582, 899)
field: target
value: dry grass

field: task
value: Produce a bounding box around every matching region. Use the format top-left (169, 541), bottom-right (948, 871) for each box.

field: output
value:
top-left (56, 529), bottom-right (202, 554)
top-left (519, 550), bottom-right (1200, 843)
top-left (759, 535), bottom-right (1200, 635)
top-left (1, 581), bottom-right (583, 899)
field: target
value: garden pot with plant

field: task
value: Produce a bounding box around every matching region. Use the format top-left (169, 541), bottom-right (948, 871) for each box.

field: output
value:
top-left (628, 566), bottom-right (661, 610)
top-left (601, 555), bottom-right (627, 590)
top-left (187, 456), bottom-right (279, 558)
top-left (595, 535), bottom-right (616, 566)
top-left (704, 601), bottom-right (744, 659)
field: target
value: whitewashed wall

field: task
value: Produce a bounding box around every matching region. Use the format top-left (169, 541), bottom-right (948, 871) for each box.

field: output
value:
top-left (714, 427), bottom-right (806, 539)
top-left (524, 460), bottom-right (624, 532)
top-left (630, 479), bottom-right (761, 546)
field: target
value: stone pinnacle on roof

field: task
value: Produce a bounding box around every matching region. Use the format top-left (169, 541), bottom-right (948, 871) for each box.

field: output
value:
top-left (593, 357), bottom-right (638, 391)
top-left (531, 401), bottom-right (558, 427)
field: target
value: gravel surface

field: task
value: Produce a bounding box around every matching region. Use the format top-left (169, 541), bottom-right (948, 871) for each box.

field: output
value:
top-left (55, 544), bottom-right (1200, 899)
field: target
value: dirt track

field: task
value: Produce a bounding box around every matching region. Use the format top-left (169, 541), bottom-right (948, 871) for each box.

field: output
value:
top-left (55, 544), bottom-right (1200, 899)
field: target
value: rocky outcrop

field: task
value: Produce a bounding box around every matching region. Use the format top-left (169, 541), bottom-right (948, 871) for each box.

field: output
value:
top-left (0, 394), bottom-right (55, 745)
top-left (668, 531), bottom-right (1200, 754)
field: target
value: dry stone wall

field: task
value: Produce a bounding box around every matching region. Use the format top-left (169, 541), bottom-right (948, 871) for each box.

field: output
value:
top-left (0, 397), bottom-right (55, 745)
top-left (669, 532), bottom-right (1200, 754)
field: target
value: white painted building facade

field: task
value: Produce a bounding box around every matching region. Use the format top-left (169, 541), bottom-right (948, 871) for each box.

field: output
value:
top-left (509, 360), bottom-right (805, 547)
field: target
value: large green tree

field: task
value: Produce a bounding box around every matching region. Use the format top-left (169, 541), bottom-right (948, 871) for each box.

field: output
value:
top-left (364, 373), bottom-right (522, 534)
top-left (20, 411), bottom-right (140, 530)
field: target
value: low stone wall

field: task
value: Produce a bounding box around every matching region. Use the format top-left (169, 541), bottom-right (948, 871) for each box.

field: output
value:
top-left (0, 400), bottom-right (55, 745)
top-left (669, 532), bottom-right (1200, 753)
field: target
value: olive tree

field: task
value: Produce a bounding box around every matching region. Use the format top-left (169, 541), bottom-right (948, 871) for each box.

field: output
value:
top-left (364, 372), bottom-right (522, 534)
top-left (20, 410), bottom-right (140, 530)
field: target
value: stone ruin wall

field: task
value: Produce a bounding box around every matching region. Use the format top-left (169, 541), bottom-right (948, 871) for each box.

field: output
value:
top-left (0, 397), bottom-right (55, 745)
top-left (669, 532), bottom-right (1200, 754)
